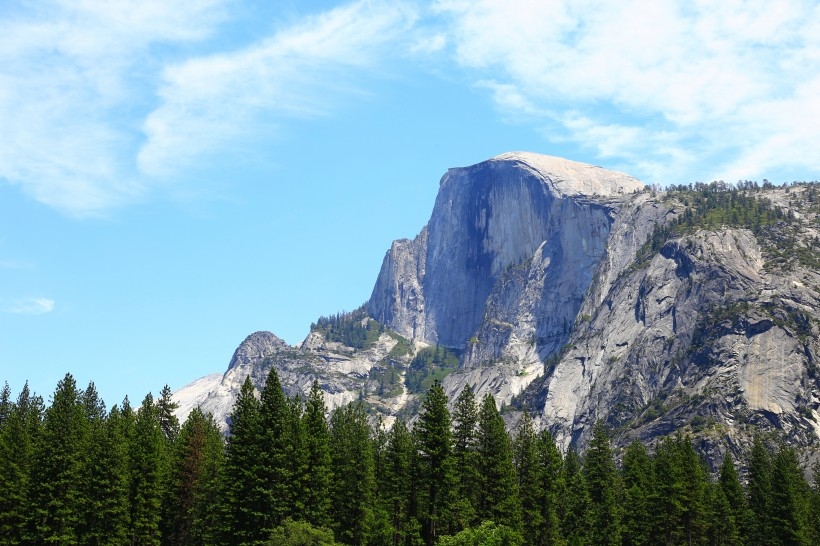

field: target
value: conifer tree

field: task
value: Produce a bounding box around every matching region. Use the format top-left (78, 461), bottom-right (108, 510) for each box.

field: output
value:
top-left (747, 435), bottom-right (774, 545)
top-left (302, 380), bottom-right (333, 529)
top-left (476, 393), bottom-right (520, 533)
top-left (415, 380), bottom-right (454, 545)
top-left (450, 385), bottom-right (478, 531)
top-left (513, 411), bottom-right (544, 545)
top-left (222, 376), bottom-right (267, 545)
top-left (330, 402), bottom-right (376, 545)
top-left (128, 393), bottom-right (168, 546)
top-left (583, 421), bottom-right (621, 546)
top-left (77, 383), bottom-right (130, 546)
top-left (716, 452), bottom-right (746, 545)
top-left (535, 429), bottom-right (564, 546)
top-left (380, 418), bottom-right (420, 546)
top-left (0, 382), bottom-right (42, 544)
top-left (28, 373), bottom-right (87, 543)
top-left (259, 366), bottom-right (293, 531)
top-left (561, 448), bottom-right (589, 545)
top-left (165, 407), bottom-right (225, 546)
top-left (157, 384), bottom-right (181, 443)
top-left (621, 441), bottom-right (653, 546)
top-left (770, 444), bottom-right (810, 545)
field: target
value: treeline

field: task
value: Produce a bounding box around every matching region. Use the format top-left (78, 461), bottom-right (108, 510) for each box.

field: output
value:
top-left (3, 374), bottom-right (820, 546)
top-left (311, 308), bottom-right (383, 350)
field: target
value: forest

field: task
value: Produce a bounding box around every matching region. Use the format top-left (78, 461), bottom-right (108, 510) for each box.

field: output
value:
top-left (1, 370), bottom-right (819, 546)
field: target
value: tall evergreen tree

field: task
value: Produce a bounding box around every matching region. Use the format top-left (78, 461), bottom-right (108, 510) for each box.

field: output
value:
top-left (513, 411), bottom-right (544, 545)
top-left (621, 441), bottom-right (653, 546)
top-left (165, 407), bottom-right (225, 546)
top-left (715, 452), bottom-right (745, 545)
top-left (561, 448), bottom-right (589, 545)
top-left (259, 366), bottom-right (293, 531)
top-left (156, 384), bottom-right (181, 443)
top-left (330, 402), bottom-right (376, 545)
top-left (770, 444), bottom-right (810, 546)
top-left (583, 421), bottom-right (621, 546)
top-left (302, 380), bottom-right (333, 529)
top-left (415, 380), bottom-right (454, 546)
top-left (0, 382), bottom-right (43, 544)
top-left (222, 376), bottom-right (267, 545)
top-left (475, 393), bottom-right (520, 533)
top-left (535, 429), bottom-right (564, 546)
top-left (128, 393), bottom-right (169, 546)
top-left (77, 383), bottom-right (131, 546)
top-left (747, 435), bottom-right (774, 545)
top-left (380, 418), bottom-right (421, 546)
top-left (27, 373), bottom-right (88, 544)
top-left (450, 385), bottom-right (478, 531)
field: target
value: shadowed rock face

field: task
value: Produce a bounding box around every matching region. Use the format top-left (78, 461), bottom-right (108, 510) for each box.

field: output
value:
top-left (368, 153), bottom-right (642, 350)
top-left (175, 152), bottom-right (820, 466)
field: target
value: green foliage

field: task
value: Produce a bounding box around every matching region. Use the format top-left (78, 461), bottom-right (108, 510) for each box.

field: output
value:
top-left (405, 345), bottom-right (460, 394)
top-left (436, 520), bottom-right (523, 546)
top-left (583, 422), bottom-right (621, 546)
top-left (476, 394), bottom-right (520, 533)
top-left (451, 386), bottom-right (479, 531)
top-left (311, 307), bottom-right (383, 350)
top-left (416, 380), bottom-right (454, 545)
top-left (302, 381), bottom-right (333, 529)
top-left (329, 402), bottom-right (376, 545)
top-left (267, 519), bottom-right (339, 545)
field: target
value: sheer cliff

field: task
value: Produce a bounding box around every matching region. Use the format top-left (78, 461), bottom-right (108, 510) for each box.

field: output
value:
top-left (174, 153), bottom-right (820, 462)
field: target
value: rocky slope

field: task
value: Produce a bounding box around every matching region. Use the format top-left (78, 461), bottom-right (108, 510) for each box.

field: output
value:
top-left (174, 153), bottom-right (820, 464)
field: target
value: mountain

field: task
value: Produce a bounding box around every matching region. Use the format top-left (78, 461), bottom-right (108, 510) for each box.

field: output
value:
top-left (174, 152), bottom-right (820, 463)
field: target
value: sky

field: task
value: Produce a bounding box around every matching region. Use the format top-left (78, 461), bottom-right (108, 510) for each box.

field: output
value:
top-left (2, 0), bottom-right (819, 407)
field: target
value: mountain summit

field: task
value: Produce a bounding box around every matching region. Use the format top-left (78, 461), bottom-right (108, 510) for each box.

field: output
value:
top-left (175, 153), bottom-right (820, 463)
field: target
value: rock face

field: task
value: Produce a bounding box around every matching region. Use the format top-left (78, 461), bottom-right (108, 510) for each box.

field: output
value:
top-left (175, 152), bottom-right (820, 463)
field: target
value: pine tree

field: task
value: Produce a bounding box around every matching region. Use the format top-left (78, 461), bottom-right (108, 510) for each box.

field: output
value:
top-left (747, 435), bottom-right (774, 545)
top-left (380, 418), bottom-right (420, 546)
top-left (157, 384), bottom-right (181, 443)
top-left (583, 421), bottom-right (621, 546)
top-left (770, 444), bottom-right (810, 545)
top-left (259, 366), bottom-right (293, 531)
top-left (535, 429), bottom-right (564, 546)
top-left (475, 393), bottom-right (521, 533)
top-left (330, 402), bottom-right (376, 545)
top-left (28, 373), bottom-right (88, 543)
top-left (415, 380), bottom-right (454, 545)
top-left (302, 380), bottom-right (333, 529)
top-left (77, 383), bottom-right (131, 546)
top-left (165, 407), bottom-right (225, 546)
top-left (128, 393), bottom-right (168, 546)
top-left (621, 441), bottom-right (653, 546)
top-left (716, 452), bottom-right (745, 545)
top-left (0, 382), bottom-right (43, 544)
top-left (450, 385), bottom-right (479, 531)
top-left (222, 376), bottom-right (267, 545)
top-left (513, 411), bottom-right (544, 545)
top-left (561, 448), bottom-right (589, 545)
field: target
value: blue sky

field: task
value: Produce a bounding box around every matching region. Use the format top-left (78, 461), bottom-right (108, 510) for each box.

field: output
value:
top-left (2, 0), bottom-right (819, 406)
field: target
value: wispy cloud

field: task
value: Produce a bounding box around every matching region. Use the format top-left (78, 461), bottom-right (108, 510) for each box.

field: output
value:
top-left (434, 0), bottom-right (820, 183)
top-left (2, 297), bottom-right (55, 316)
top-left (138, 0), bottom-right (417, 177)
top-left (0, 0), bottom-right (230, 217)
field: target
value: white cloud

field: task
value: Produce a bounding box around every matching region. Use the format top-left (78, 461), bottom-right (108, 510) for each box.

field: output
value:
top-left (3, 298), bottom-right (55, 316)
top-left (0, 0), bottom-right (229, 217)
top-left (138, 0), bottom-right (417, 177)
top-left (434, 0), bottom-right (820, 183)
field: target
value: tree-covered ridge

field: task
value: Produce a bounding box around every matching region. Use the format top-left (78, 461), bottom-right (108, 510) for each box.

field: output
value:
top-left (405, 345), bottom-right (460, 394)
top-left (4, 374), bottom-right (820, 545)
top-left (636, 180), bottom-right (820, 270)
top-left (311, 307), bottom-right (384, 350)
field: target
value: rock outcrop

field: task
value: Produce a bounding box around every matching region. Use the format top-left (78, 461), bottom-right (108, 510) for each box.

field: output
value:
top-left (175, 152), bottom-right (820, 464)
